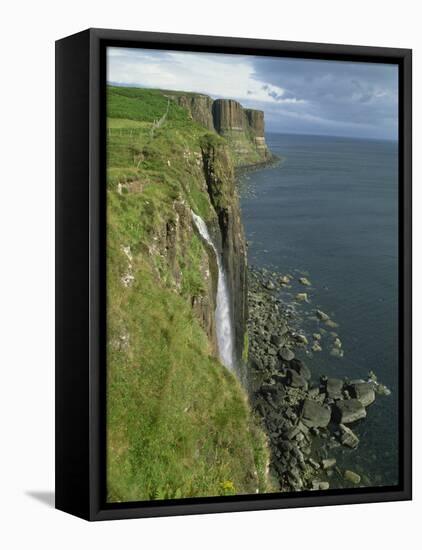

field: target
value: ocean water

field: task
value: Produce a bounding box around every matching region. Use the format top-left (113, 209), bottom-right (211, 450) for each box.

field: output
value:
top-left (240, 133), bottom-right (399, 488)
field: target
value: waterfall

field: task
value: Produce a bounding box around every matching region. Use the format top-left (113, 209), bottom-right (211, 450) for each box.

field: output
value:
top-left (191, 212), bottom-right (235, 370)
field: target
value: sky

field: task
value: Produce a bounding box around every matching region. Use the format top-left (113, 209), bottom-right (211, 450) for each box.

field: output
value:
top-left (107, 47), bottom-right (398, 140)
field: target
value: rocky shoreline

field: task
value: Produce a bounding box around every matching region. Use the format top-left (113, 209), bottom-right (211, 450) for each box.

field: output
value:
top-left (247, 266), bottom-right (391, 492)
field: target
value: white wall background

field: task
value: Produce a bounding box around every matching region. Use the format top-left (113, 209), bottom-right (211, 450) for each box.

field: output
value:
top-left (0, 1), bottom-right (419, 547)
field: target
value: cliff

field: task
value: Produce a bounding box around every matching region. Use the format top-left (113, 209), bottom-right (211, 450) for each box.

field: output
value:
top-left (200, 134), bottom-right (248, 370)
top-left (168, 92), bottom-right (272, 167)
top-left (106, 86), bottom-right (270, 502)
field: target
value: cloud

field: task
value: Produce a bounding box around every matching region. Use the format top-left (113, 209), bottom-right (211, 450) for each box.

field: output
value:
top-left (107, 47), bottom-right (305, 105)
top-left (107, 47), bottom-right (398, 139)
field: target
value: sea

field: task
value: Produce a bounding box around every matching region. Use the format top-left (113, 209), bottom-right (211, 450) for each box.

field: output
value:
top-left (239, 132), bottom-right (399, 488)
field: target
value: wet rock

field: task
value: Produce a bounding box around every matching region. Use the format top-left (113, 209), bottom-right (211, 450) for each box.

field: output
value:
top-left (321, 458), bottom-right (336, 470)
top-left (330, 347), bottom-right (344, 358)
top-left (313, 333), bottom-right (321, 340)
top-left (368, 370), bottom-right (377, 382)
top-left (325, 319), bottom-right (339, 329)
top-left (286, 369), bottom-right (308, 390)
top-left (333, 337), bottom-right (342, 349)
top-left (299, 277), bottom-right (311, 286)
top-left (339, 423), bottom-right (359, 449)
top-left (316, 309), bottom-right (330, 321)
top-left (326, 378), bottom-right (343, 400)
top-left (301, 399), bottom-right (331, 428)
top-left (344, 470), bottom-right (361, 484)
top-left (374, 383), bottom-right (391, 396)
top-left (349, 382), bottom-right (375, 407)
top-left (333, 399), bottom-right (366, 424)
top-left (264, 280), bottom-right (275, 290)
top-left (294, 333), bottom-right (309, 345)
top-left (312, 342), bottom-right (322, 352)
top-left (296, 292), bottom-right (309, 302)
top-left (279, 275), bottom-right (290, 285)
top-left (280, 347), bottom-right (295, 361)
top-left (319, 481), bottom-right (330, 490)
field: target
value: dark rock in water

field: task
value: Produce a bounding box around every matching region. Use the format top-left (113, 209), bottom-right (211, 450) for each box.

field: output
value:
top-left (344, 470), bottom-right (361, 484)
top-left (333, 399), bottom-right (366, 424)
top-left (316, 309), bottom-right (330, 321)
top-left (326, 378), bottom-right (343, 400)
top-left (291, 359), bottom-right (311, 381)
top-left (299, 277), bottom-right (311, 286)
top-left (339, 423), bottom-right (359, 449)
top-left (349, 382), bottom-right (375, 407)
top-left (373, 383), bottom-right (391, 396)
top-left (301, 399), bottom-right (331, 428)
top-left (286, 369), bottom-right (308, 390)
top-left (280, 347), bottom-right (295, 361)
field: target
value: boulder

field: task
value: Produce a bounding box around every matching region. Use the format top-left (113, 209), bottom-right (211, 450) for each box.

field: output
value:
top-left (301, 399), bottom-right (331, 428)
top-left (333, 337), bottom-right (342, 349)
top-left (291, 359), bottom-right (312, 381)
top-left (286, 369), bottom-right (308, 390)
top-left (280, 347), bottom-right (295, 361)
top-left (333, 399), bottom-right (366, 424)
top-left (299, 277), bottom-right (311, 286)
top-left (339, 423), bottom-right (359, 448)
top-left (270, 333), bottom-right (286, 347)
top-left (326, 378), bottom-right (343, 400)
top-left (316, 309), bottom-right (330, 321)
top-left (296, 293), bottom-right (308, 302)
top-left (349, 382), bottom-right (375, 407)
top-left (321, 458), bottom-right (336, 470)
top-left (344, 470), bottom-right (361, 484)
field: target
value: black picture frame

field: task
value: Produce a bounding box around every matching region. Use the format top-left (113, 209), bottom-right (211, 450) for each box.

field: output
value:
top-left (55, 27), bottom-right (412, 521)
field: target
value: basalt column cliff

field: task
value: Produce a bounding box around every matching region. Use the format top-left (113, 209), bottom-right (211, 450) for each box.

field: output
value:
top-left (169, 93), bottom-right (272, 166)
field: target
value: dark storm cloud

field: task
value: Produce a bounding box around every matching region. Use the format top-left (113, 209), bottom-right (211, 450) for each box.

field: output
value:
top-left (248, 57), bottom-right (398, 139)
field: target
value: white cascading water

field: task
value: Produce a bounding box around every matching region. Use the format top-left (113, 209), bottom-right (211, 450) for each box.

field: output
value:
top-left (191, 211), bottom-right (235, 370)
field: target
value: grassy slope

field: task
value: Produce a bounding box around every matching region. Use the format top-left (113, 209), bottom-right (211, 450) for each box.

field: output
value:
top-left (107, 86), bottom-right (270, 502)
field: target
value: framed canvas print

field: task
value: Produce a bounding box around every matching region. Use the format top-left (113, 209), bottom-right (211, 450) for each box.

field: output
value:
top-left (55, 28), bottom-right (412, 520)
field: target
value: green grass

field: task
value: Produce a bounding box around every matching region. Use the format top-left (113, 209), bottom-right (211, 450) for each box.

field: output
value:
top-left (106, 85), bottom-right (271, 502)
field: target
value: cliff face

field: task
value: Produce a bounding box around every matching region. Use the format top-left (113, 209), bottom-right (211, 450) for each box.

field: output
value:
top-left (173, 94), bottom-right (272, 167)
top-left (212, 99), bottom-right (245, 132)
top-left (200, 135), bottom-right (248, 369)
top-left (173, 93), bottom-right (215, 132)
